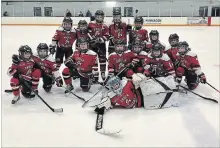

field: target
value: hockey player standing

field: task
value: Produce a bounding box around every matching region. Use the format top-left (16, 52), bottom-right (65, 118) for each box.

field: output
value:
top-left (7, 45), bottom-right (41, 104)
top-left (50, 17), bottom-right (76, 70)
top-left (88, 10), bottom-right (110, 80)
top-left (174, 41), bottom-right (206, 90)
top-left (108, 9), bottom-right (132, 53)
top-left (128, 16), bottom-right (149, 50)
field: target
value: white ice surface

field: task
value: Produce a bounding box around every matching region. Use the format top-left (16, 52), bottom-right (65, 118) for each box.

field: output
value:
top-left (1, 26), bottom-right (220, 147)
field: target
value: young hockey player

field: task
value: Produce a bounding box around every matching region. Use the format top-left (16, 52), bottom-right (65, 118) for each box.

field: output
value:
top-left (50, 17), bottom-right (76, 70)
top-left (7, 45), bottom-right (41, 104)
top-left (143, 43), bottom-right (175, 77)
top-left (75, 20), bottom-right (90, 50)
top-left (62, 38), bottom-right (100, 92)
top-left (130, 39), bottom-right (149, 73)
top-left (174, 41), bottom-right (206, 90)
top-left (146, 30), bottom-right (166, 52)
top-left (88, 10), bottom-right (110, 80)
top-left (108, 9), bottom-right (132, 53)
top-left (164, 33), bottom-right (179, 64)
top-left (128, 16), bottom-right (149, 50)
top-left (32, 43), bottom-right (63, 92)
top-left (94, 76), bottom-right (142, 113)
top-left (108, 39), bottom-right (138, 79)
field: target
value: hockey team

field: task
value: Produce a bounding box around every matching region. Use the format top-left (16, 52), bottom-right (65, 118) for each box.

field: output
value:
top-left (7, 9), bottom-right (207, 113)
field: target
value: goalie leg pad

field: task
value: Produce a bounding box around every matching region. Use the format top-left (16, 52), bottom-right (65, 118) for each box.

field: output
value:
top-left (140, 75), bottom-right (180, 109)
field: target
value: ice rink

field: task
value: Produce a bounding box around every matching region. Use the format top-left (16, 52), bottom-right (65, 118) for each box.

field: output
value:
top-left (1, 26), bottom-right (220, 147)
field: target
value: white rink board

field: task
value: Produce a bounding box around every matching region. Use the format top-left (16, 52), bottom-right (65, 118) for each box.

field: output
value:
top-left (2, 17), bottom-right (218, 26)
top-left (1, 26), bottom-right (220, 147)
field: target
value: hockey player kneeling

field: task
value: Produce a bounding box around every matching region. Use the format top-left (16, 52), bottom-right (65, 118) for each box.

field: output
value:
top-left (140, 43), bottom-right (179, 109)
top-left (94, 76), bottom-right (142, 113)
top-left (7, 45), bottom-right (41, 104)
top-left (62, 38), bottom-right (100, 92)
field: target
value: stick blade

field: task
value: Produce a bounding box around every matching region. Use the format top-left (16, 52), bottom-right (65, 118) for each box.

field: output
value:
top-left (97, 129), bottom-right (122, 135)
top-left (53, 108), bottom-right (63, 113)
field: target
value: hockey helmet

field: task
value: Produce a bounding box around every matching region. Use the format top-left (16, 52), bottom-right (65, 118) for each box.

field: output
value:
top-left (132, 39), bottom-right (144, 54)
top-left (134, 16), bottom-right (143, 30)
top-left (106, 76), bottom-right (122, 95)
top-left (77, 37), bottom-right (89, 53)
top-left (149, 30), bottom-right (159, 43)
top-left (178, 41), bottom-right (190, 56)
top-left (151, 43), bottom-right (163, 58)
top-left (113, 9), bottom-right (121, 23)
top-left (62, 17), bottom-right (72, 31)
top-left (18, 45), bottom-right (32, 60)
top-left (169, 33), bottom-right (179, 47)
top-left (114, 39), bottom-right (126, 54)
top-left (78, 20), bottom-right (88, 33)
top-left (95, 10), bottom-right (104, 23)
top-left (37, 43), bottom-right (49, 59)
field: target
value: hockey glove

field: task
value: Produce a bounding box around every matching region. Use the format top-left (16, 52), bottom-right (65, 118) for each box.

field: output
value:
top-left (64, 57), bottom-right (76, 69)
top-left (198, 73), bottom-right (206, 84)
top-left (12, 54), bottom-right (20, 65)
top-left (55, 76), bottom-right (63, 87)
top-left (130, 58), bottom-right (139, 68)
top-left (95, 97), bottom-right (112, 113)
top-left (49, 44), bottom-right (56, 55)
top-left (7, 67), bottom-right (17, 77)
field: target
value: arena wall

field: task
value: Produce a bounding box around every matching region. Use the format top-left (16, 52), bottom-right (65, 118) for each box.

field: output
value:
top-left (1, 17), bottom-right (220, 26)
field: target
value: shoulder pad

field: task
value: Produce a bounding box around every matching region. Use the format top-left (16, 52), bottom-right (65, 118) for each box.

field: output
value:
top-left (86, 50), bottom-right (97, 56)
top-left (89, 21), bottom-right (96, 24)
top-left (57, 26), bottom-right (64, 31)
top-left (164, 45), bottom-right (171, 51)
top-left (109, 52), bottom-right (117, 57)
top-left (186, 51), bottom-right (197, 57)
top-left (161, 54), bottom-right (171, 61)
top-left (139, 51), bottom-right (148, 56)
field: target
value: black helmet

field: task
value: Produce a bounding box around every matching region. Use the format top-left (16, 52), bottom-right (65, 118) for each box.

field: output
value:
top-left (178, 41), bottom-right (190, 56)
top-left (37, 43), bottom-right (49, 58)
top-left (151, 43), bottom-right (163, 58)
top-left (150, 30), bottom-right (159, 43)
top-left (134, 16), bottom-right (143, 30)
top-left (95, 10), bottom-right (104, 16)
top-left (169, 33), bottom-right (179, 47)
top-left (18, 45), bottom-right (32, 60)
top-left (62, 17), bottom-right (72, 31)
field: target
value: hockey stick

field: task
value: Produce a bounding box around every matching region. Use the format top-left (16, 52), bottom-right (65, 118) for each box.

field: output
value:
top-left (95, 107), bottom-right (122, 135)
top-left (82, 67), bottom-right (128, 108)
top-left (179, 85), bottom-right (218, 103)
top-left (206, 82), bottom-right (220, 93)
top-left (152, 77), bottom-right (173, 108)
top-left (19, 74), bottom-right (63, 113)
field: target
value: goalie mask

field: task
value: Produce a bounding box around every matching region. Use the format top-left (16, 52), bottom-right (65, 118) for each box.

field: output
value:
top-left (114, 39), bottom-right (126, 54)
top-left (178, 41), bottom-right (190, 56)
top-left (62, 17), bottom-right (72, 31)
top-left (95, 10), bottom-right (104, 23)
top-left (106, 76), bottom-right (122, 95)
top-left (151, 43), bottom-right (163, 58)
top-left (132, 39), bottom-right (144, 54)
top-left (169, 33), bottom-right (179, 47)
top-left (113, 9), bottom-right (121, 23)
top-left (149, 30), bottom-right (159, 44)
top-left (37, 43), bottom-right (49, 59)
top-left (134, 16), bottom-right (143, 30)
top-left (78, 20), bottom-right (88, 33)
top-left (18, 45), bottom-right (32, 61)
top-left (77, 38), bottom-right (89, 53)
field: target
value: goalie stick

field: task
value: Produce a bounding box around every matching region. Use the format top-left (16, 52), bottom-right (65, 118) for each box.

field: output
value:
top-left (95, 107), bottom-right (122, 135)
